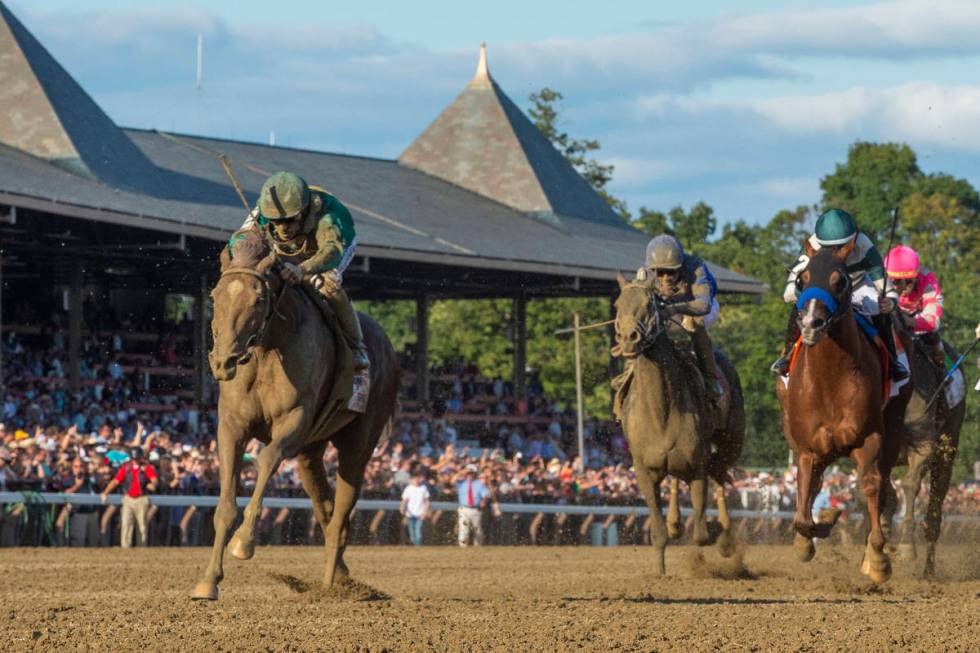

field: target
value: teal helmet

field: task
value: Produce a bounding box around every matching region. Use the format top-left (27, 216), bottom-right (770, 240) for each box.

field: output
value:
top-left (814, 208), bottom-right (857, 246)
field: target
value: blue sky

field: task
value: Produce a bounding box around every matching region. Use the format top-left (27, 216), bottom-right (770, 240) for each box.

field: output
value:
top-left (10, 0), bottom-right (980, 227)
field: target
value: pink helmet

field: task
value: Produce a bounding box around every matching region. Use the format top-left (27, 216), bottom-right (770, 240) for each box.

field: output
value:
top-left (884, 245), bottom-right (920, 279)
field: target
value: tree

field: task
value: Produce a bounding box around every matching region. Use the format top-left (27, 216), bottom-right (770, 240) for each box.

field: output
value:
top-left (819, 141), bottom-right (921, 236)
top-left (528, 88), bottom-right (629, 220)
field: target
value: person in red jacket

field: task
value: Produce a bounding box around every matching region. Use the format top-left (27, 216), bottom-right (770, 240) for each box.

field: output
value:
top-left (100, 447), bottom-right (158, 547)
top-left (884, 245), bottom-right (945, 369)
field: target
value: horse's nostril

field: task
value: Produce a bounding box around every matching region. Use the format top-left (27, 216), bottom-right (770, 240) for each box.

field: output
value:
top-left (628, 331), bottom-right (640, 343)
top-left (812, 318), bottom-right (825, 329)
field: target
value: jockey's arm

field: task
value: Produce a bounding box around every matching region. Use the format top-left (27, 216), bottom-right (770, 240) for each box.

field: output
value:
top-left (299, 219), bottom-right (345, 276)
top-left (783, 254), bottom-right (809, 303)
top-left (859, 239), bottom-right (899, 304)
top-left (662, 263), bottom-right (712, 317)
top-left (298, 196), bottom-right (354, 276)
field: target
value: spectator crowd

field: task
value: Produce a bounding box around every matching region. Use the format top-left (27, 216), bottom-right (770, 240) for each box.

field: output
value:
top-left (2, 325), bottom-right (978, 548)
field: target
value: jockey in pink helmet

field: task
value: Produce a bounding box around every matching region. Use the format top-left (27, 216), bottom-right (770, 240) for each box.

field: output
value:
top-left (884, 245), bottom-right (945, 367)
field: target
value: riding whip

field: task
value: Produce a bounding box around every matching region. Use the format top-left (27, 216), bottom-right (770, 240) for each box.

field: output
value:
top-left (879, 207), bottom-right (900, 302)
top-left (922, 333), bottom-right (980, 412)
top-left (218, 154), bottom-right (251, 211)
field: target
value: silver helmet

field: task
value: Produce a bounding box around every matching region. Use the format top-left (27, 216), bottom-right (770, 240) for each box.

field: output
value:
top-left (645, 235), bottom-right (684, 270)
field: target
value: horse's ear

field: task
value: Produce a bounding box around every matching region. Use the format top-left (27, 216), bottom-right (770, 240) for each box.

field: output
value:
top-left (616, 272), bottom-right (628, 289)
top-left (802, 237), bottom-right (817, 258)
top-left (835, 236), bottom-right (856, 262)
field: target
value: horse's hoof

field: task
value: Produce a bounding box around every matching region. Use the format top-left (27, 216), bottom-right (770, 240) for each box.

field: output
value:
top-left (897, 543), bottom-right (916, 561)
top-left (869, 559), bottom-right (892, 584)
top-left (816, 508), bottom-right (842, 527)
top-left (666, 523), bottom-right (682, 540)
top-left (190, 582), bottom-right (219, 601)
top-left (717, 531), bottom-right (736, 558)
top-left (229, 536), bottom-right (255, 561)
top-left (335, 559), bottom-right (350, 579)
top-left (794, 536), bottom-right (815, 563)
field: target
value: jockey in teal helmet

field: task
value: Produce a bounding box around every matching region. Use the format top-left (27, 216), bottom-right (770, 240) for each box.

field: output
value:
top-left (771, 208), bottom-right (908, 381)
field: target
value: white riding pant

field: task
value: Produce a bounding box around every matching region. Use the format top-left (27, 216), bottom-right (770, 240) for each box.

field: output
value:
top-left (851, 275), bottom-right (880, 317)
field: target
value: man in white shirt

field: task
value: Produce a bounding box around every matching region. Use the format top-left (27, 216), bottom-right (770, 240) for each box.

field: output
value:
top-left (400, 472), bottom-right (430, 546)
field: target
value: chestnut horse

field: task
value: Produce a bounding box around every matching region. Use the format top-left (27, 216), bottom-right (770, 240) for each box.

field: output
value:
top-left (776, 240), bottom-right (912, 583)
top-left (190, 236), bottom-right (398, 600)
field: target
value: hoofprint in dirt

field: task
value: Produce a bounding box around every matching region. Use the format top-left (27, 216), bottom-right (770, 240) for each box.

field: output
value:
top-left (2, 546), bottom-right (978, 652)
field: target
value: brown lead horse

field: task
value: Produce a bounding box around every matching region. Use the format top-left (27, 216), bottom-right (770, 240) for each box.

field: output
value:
top-left (776, 240), bottom-right (912, 583)
top-left (190, 235), bottom-right (398, 600)
top-left (614, 274), bottom-right (745, 576)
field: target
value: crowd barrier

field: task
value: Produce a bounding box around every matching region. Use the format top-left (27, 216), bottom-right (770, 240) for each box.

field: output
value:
top-left (2, 492), bottom-right (977, 550)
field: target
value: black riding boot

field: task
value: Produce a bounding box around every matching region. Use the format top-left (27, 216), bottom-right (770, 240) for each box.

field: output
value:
top-left (872, 313), bottom-right (909, 382)
top-left (770, 305), bottom-right (801, 375)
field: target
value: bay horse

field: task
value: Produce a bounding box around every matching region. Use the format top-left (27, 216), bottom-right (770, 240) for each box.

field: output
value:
top-left (613, 273), bottom-right (745, 576)
top-left (775, 239), bottom-right (912, 583)
top-left (190, 235), bottom-right (398, 600)
top-left (885, 336), bottom-right (965, 576)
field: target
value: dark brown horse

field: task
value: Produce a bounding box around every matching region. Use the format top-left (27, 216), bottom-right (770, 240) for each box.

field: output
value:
top-left (885, 336), bottom-right (965, 576)
top-left (190, 236), bottom-right (398, 600)
top-left (614, 274), bottom-right (745, 576)
top-left (775, 240), bottom-right (912, 583)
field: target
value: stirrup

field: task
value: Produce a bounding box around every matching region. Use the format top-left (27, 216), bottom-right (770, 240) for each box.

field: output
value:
top-left (890, 360), bottom-right (909, 382)
top-left (347, 367), bottom-right (371, 413)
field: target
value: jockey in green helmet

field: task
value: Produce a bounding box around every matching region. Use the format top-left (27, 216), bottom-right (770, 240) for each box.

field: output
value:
top-left (771, 208), bottom-right (908, 382)
top-left (229, 172), bottom-right (369, 375)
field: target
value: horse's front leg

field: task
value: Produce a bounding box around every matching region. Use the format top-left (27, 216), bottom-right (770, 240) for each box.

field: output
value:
top-left (229, 408), bottom-right (307, 561)
top-left (633, 465), bottom-right (667, 575)
top-left (792, 450), bottom-right (822, 561)
top-left (191, 422), bottom-right (244, 600)
top-left (853, 432), bottom-right (892, 583)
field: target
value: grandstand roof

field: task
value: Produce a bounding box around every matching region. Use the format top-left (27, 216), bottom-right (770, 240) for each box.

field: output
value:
top-left (0, 4), bottom-right (766, 297)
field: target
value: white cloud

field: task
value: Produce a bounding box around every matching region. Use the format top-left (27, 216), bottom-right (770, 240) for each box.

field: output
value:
top-left (747, 83), bottom-right (980, 152)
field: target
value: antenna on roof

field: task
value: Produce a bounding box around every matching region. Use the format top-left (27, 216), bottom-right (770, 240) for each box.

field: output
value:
top-left (195, 33), bottom-right (203, 134)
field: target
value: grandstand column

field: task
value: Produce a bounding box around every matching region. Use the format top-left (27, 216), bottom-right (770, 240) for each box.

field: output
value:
top-left (415, 294), bottom-right (429, 403)
top-left (512, 296), bottom-right (527, 408)
top-left (68, 258), bottom-right (83, 393)
top-left (194, 272), bottom-right (209, 406)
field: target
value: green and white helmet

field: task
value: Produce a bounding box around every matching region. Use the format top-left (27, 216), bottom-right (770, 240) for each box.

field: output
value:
top-left (645, 235), bottom-right (685, 270)
top-left (814, 208), bottom-right (857, 246)
top-left (258, 172), bottom-right (310, 221)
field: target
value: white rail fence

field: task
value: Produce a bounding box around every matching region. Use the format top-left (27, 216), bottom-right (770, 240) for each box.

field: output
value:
top-left (2, 492), bottom-right (978, 522)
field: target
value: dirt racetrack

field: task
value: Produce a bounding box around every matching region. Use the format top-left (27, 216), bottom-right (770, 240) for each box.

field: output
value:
top-left (2, 544), bottom-right (978, 652)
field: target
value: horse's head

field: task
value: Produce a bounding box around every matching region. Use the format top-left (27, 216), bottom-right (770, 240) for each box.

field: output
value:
top-left (614, 272), bottom-right (662, 358)
top-left (209, 236), bottom-right (280, 381)
top-left (796, 238), bottom-right (854, 346)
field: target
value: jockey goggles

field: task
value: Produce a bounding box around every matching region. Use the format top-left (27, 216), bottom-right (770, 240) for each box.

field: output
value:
top-left (257, 207), bottom-right (305, 226)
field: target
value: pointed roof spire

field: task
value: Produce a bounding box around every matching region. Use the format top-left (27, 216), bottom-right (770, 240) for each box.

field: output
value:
top-left (0, 1), bottom-right (165, 193)
top-left (399, 43), bottom-right (623, 226)
top-left (471, 42), bottom-right (491, 86)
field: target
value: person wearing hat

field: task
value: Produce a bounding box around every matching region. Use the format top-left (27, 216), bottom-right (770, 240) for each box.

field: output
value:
top-left (614, 234), bottom-right (722, 401)
top-left (100, 446), bottom-right (158, 547)
top-left (771, 208), bottom-right (907, 381)
top-left (452, 464), bottom-right (489, 546)
top-left (226, 171), bottom-right (368, 377)
top-left (884, 245), bottom-right (946, 370)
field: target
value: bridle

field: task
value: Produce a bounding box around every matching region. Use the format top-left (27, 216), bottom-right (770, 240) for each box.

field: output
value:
top-left (216, 265), bottom-right (286, 364)
top-left (795, 267), bottom-right (852, 334)
top-left (616, 282), bottom-right (666, 356)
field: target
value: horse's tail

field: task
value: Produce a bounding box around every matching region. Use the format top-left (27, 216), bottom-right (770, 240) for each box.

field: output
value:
top-left (378, 401), bottom-right (399, 445)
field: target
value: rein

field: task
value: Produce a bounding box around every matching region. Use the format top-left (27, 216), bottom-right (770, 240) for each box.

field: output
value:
top-left (218, 265), bottom-right (286, 362)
